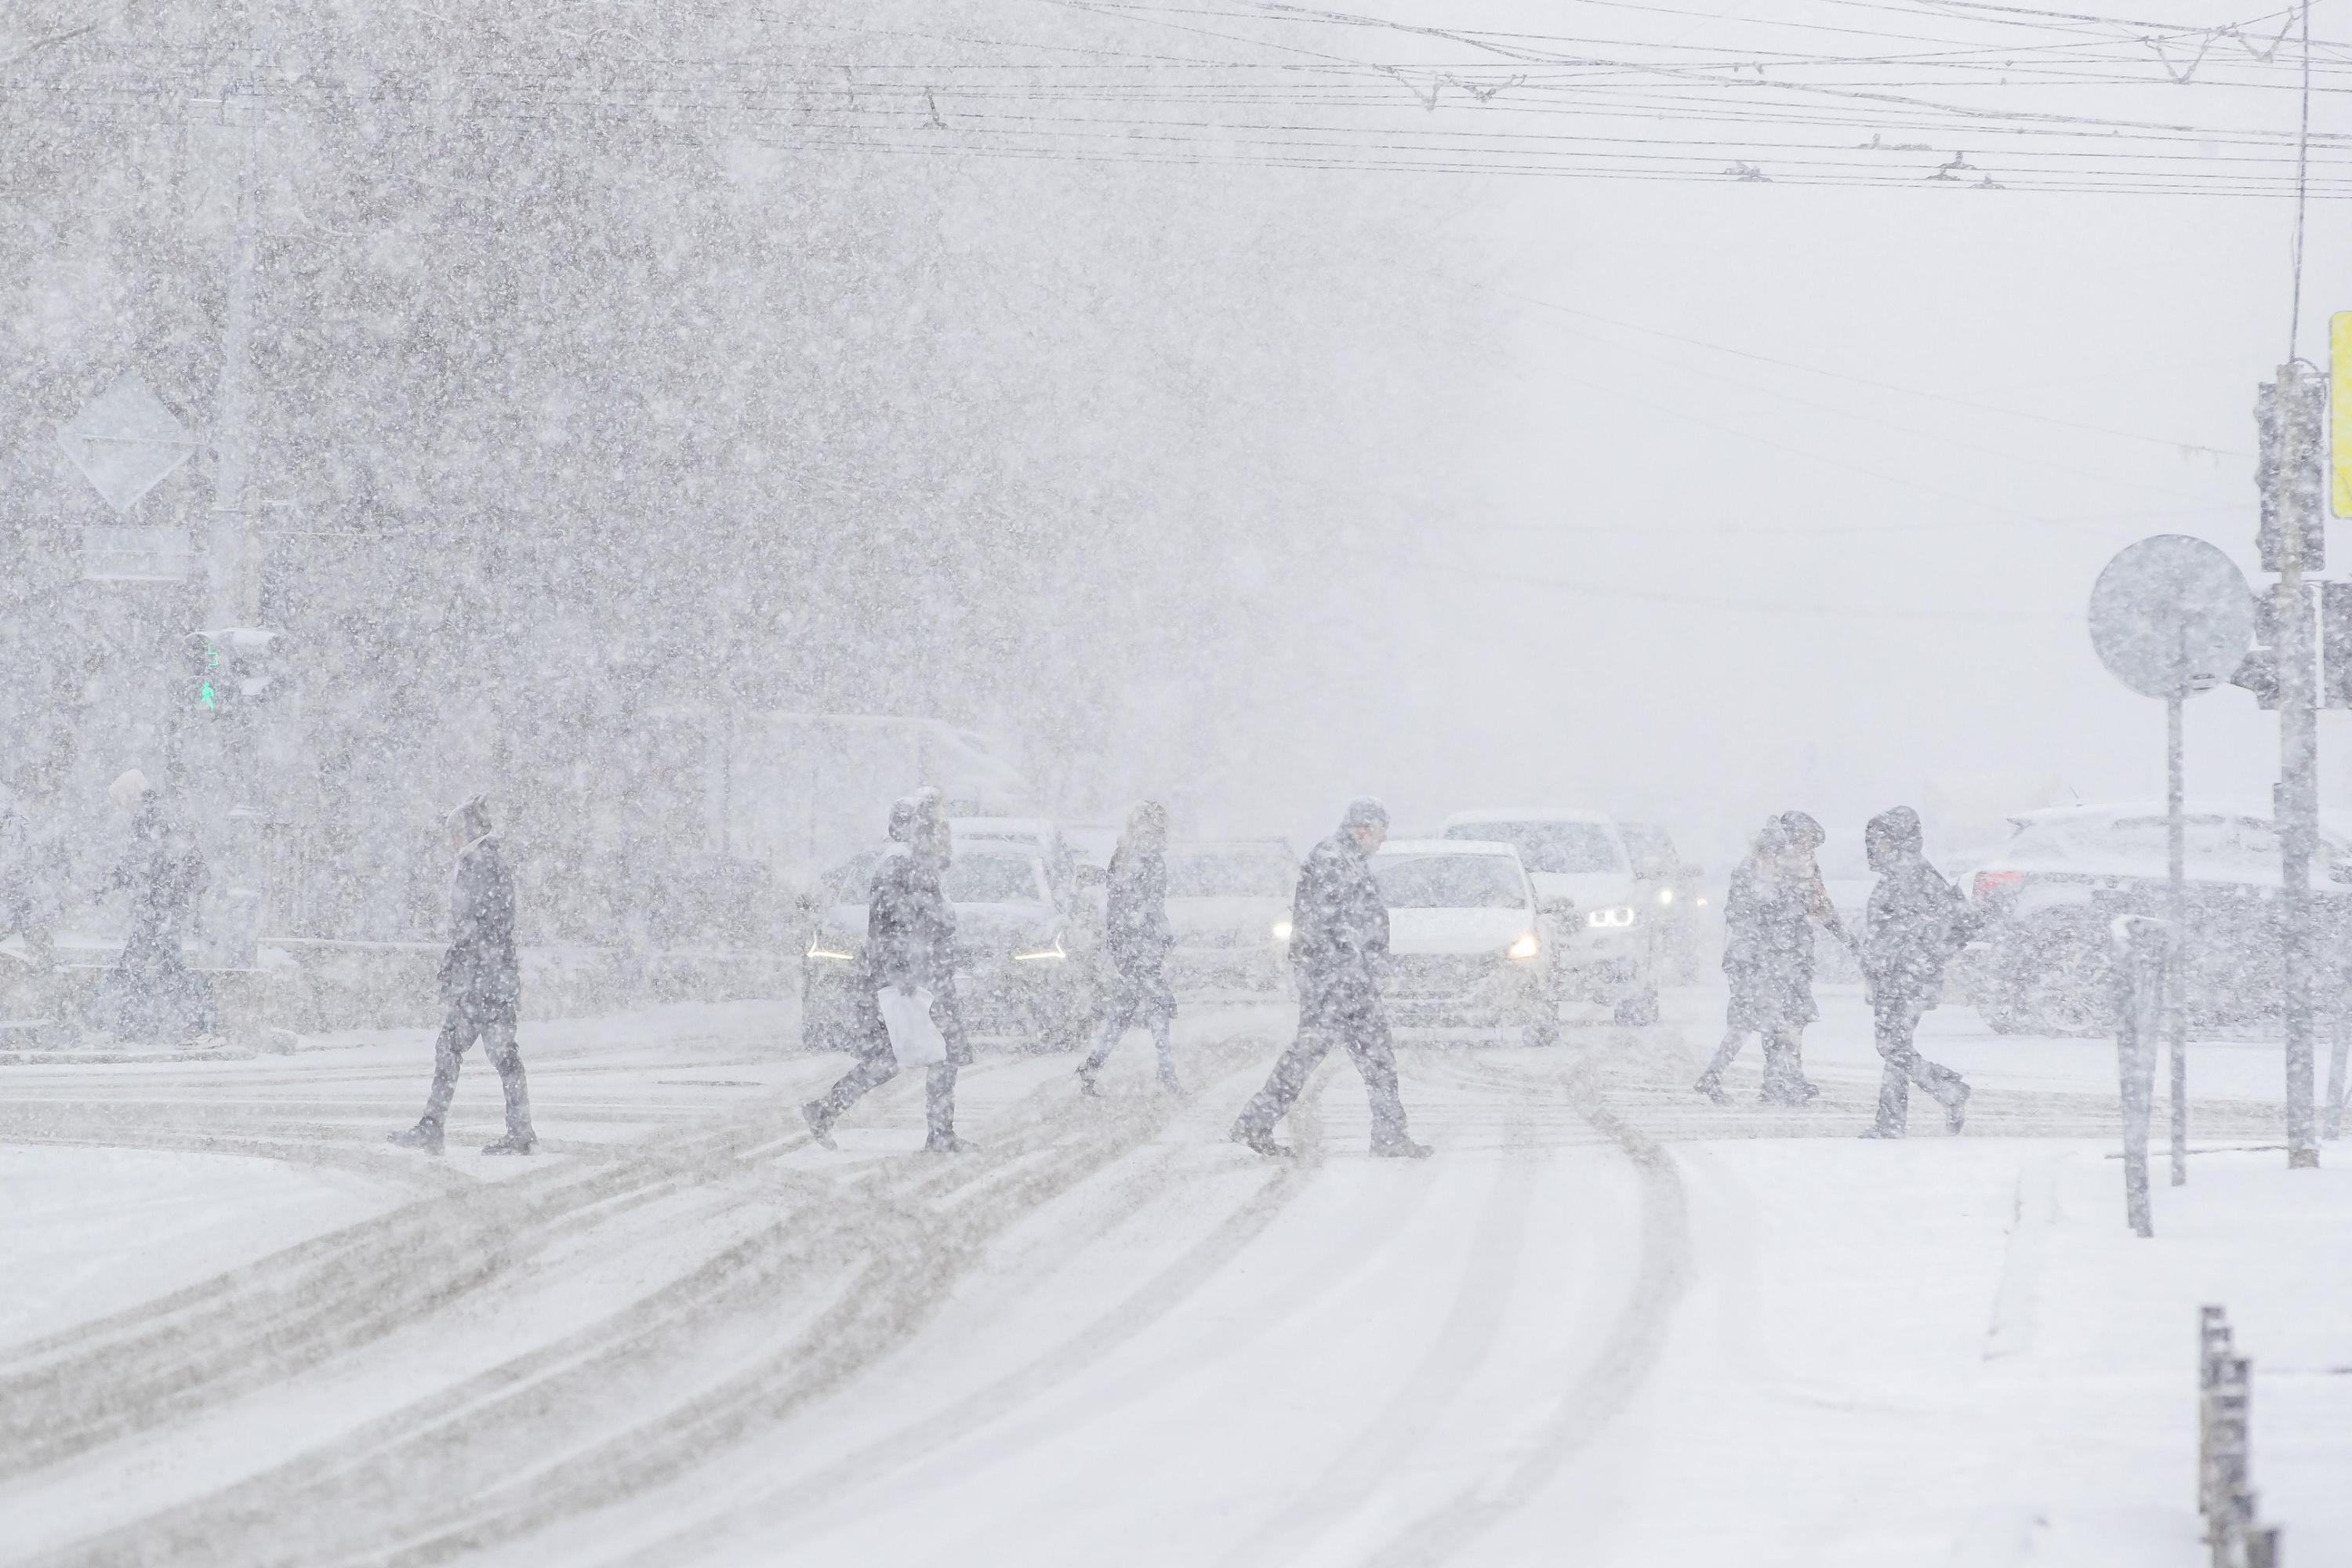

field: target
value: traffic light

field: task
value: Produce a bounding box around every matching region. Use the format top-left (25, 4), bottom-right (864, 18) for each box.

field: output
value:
top-left (183, 628), bottom-right (292, 717)
top-left (2256, 366), bottom-right (2328, 572)
top-left (2325, 581), bottom-right (2352, 710)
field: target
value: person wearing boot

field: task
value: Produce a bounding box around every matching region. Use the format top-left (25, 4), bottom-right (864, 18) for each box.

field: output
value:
top-left (1230, 797), bottom-right (1430, 1160)
top-left (1695, 811), bottom-right (1849, 1105)
top-left (1858, 806), bottom-right (1976, 1138)
top-left (1076, 799), bottom-right (1181, 1098)
top-left (391, 796), bottom-right (535, 1155)
top-left (801, 790), bottom-right (974, 1154)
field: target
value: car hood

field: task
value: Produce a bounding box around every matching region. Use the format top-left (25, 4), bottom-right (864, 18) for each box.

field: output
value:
top-left (1386, 907), bottom-right (1537, 956)
top-left (1526, 870), bottom-right (1637, 912)
top-left (1168, 896), bottom-right (1287, 931)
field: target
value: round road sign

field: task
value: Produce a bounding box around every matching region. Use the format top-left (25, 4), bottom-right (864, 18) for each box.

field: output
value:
top-left (2088, 535), bottom-right (2256, 699)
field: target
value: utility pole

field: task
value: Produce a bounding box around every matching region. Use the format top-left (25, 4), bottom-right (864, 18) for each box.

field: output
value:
top-left (2256, 363), bottom-right (2328, 1170)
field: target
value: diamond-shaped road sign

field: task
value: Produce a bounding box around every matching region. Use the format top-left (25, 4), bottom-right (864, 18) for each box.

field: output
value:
top-left (56, 371), bottom-right (200, 514)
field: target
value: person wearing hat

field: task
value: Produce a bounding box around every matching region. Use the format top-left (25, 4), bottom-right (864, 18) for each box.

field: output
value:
top-left (1858, 805), bottom-right (1975, 1137)
top-left (1231, 797), bottom-right (1430, 1159)
top-left (391, 796), bottom-right (535, 1155)
top-left (802, 789), bottom-right (974, 1153)
top-left (89, 769), bottom-right (216, 1043)
top-left (1697, 810), bottom-right (1851, 1105)
top-left (1076, 798), bottom-right (1181, 1098)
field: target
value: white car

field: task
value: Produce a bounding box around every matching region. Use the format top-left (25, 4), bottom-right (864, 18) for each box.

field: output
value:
top-left (1163, 840), bottom-right (1298, 996)
top-left (1439, 808), bottom-right (1660, 1026)
top-left (1369, 839), bottom-right (1558, 1047)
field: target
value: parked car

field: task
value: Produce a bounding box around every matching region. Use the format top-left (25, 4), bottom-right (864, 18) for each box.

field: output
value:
top-left (800, 836), bottom-right (1099, 1053)
top-left (1370, 839), bottom-right (1557, 1047)
top-left (1439, 809), bottom-right (1659, 1025)
top-left (1964, 804), bottom-right (2352, 1036)
top-left (1163, 839), bottom-right (1298, 996)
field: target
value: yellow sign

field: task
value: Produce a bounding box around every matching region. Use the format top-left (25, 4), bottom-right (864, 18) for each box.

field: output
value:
top-left (2336, 312), bottom-right (2352, 517)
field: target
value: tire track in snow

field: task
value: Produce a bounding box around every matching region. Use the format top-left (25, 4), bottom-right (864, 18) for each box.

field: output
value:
top-left (34, 1037), bottom-right (1276, 1568)
top-left (598, 1062), bottom-right (1335, 1566)
top-left (1362, 1047), bottom-right (1694, 1568)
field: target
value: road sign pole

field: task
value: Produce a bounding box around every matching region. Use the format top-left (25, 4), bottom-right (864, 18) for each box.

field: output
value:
top-left (2263, 362), bottom-right (2326, 1169)
top-left (2169, 688), bottom-right (2189, 1186)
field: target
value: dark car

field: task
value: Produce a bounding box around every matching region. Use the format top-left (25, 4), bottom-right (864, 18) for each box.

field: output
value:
top-left (1964, 805), bottom-right (2351, 1036)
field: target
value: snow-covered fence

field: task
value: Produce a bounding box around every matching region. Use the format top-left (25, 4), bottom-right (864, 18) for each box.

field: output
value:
top-left (2198, 1305), bottom-right (2281, 1568)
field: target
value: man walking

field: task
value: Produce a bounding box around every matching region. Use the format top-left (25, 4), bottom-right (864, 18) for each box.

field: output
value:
top-left (1231, 797), bottom-right (1430, 1160)
top-left (391, 796), bottom-right (536, 1155)
top-left (802, 790), bottom-right (974, 1154)
top-left (1076, 799), bottom-right (1181, 1098)
top-left (1859, 805), bottom-right (1975, 1138)
top-left (90, 770), bottom-right (215, 1044)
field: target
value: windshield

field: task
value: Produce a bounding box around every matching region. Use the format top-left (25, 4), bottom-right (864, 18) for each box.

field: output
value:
top-left (1373, 854), bottom-right (1528, 910)
top-left (1166, 851), bottom-right (1294, 899)
top-left (1445, 821), bottom-right (1624, 875)
top-left (1618, 823), bottom-right (1676, 878)
top-left (943, 852), bottom-right (1046, 905)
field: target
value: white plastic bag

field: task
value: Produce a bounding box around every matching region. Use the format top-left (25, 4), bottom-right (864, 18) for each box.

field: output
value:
top-left (877, 985), bottom-right (948, 1070)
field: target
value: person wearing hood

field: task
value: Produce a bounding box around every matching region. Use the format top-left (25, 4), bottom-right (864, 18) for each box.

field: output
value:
top-left (391, 796), bottom-right (535, 1155)
top-left (1077, 799), bottom-right (1181, 1098)
top-left (89, 770), bottom-right (216, 1044)
top-left (1697, 810), bottom-right (1852, 1105)
top-left (802, 789), bottom-right (974, 1154)
top-left (1231, 797), bottom-right (1431, 1159)
top-left (1859, 805), bottom-right (1976, 1138)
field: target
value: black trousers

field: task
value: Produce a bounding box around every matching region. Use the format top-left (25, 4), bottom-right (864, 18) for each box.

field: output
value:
top-left (815, 984), bottom-right (968, 1142)
top-left (1082, 956), bottom-right (1178, 1083)
top-left (422, 996), bottom-right (531, 1136)
top-left (1871, 996), bottom-right (1967, 1134)
top-left (1236, 1004), bottom-right (1411, 1147)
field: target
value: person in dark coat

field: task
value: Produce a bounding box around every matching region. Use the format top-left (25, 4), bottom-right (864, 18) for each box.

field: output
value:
top-left (801, 789), bottom-right (975, 1154)
top-left (1077, 800), bottom-right (1181, 1098)
top-left (391, 796), bottom-right (535, 1154)
top-left (89, 770), bottom-right (216, 1044)
top-left (1859, 805), bottom-right (1975, 1137)
top-left (1231, 797), bottom-right (1430, 1159)
top-left (1696, 811), bottom-right (1851, 1105)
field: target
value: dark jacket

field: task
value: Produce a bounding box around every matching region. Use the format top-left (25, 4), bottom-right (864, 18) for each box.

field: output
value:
top-left (1103, 844), bottom-right (1173, 974)
top-left (1862, 808), bottom-right (1978, 1007)
top-left (866, 850), bottom-right (957, 994)
top-left (439, 833), bottom-right (520, 1011)
top-left (1289, 830), bottom-right (1388, 1021)
top-left (108, 801), bottom-right (209, 960)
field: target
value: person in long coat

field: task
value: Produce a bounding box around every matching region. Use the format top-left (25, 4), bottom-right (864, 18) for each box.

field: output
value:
top-left (1230, 797), bottom-right (1429, 1159)
top-left (89, 770), bottom-right (216, 1044)
top-left (390, 796), bottom-right (535, 1154)
top-left (1696, 811), bottom-right (1849, 1105)
top-left (1076, 799), bottom-right (1181, 1097)
top-left (1859, 805), bottom-right (1976, 1137)
top-left (801, 789), bottom-right (974, 1153)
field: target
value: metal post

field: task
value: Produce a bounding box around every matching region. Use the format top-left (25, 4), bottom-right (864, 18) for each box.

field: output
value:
top-left (2267, 359), bottom-right (2326, 1170)
top-left (2169, 691), bottom-right (2190, 1185)
top-left (2116, 917), bottom-right (2158, 1236)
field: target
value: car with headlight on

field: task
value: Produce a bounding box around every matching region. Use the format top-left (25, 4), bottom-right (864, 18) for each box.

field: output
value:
top-left (1439, 809), bottom-right (1658, 1025)
top-left (1617, 820), bottom-right (1703, 982)
top-left (1964, 804), bottom-right (2352, 1036)
top-left (1368, 840), bottom-right (1557, 1047)
top-left (1160, 839), bottom-right (1298, 996)
top-left (800, 839), bottom-right (1098, 1053)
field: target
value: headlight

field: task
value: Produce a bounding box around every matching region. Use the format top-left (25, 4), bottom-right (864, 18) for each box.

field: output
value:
top-left (807, 933), bottom-right (855, 960)
top-left (1013, 936), bottom-right (1068, 963)
top-left (1657, 887), bottom-right (1675, 906)
top-left (1507, 931), bottom-right (1541, 960)
top-left (1586, 906), bottom-right (1637, 929)
top-left (1272, 919), bottom-right (1294, 942)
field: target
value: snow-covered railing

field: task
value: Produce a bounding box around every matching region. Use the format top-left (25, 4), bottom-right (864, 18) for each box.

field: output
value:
top-left (2198, 1305), bottom-right (2281, 1568)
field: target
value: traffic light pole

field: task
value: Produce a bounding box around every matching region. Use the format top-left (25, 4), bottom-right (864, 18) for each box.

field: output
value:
top-left (2263, 361), bottom-right (2326, 1170)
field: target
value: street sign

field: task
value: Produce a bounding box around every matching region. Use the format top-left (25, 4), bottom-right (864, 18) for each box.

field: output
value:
top-left (2334, 311), bottom-right (2352, 519)
top-left (2089, 535), bottom-right (2256, 699)
top-left (56, 371), bottom-right (199, 515)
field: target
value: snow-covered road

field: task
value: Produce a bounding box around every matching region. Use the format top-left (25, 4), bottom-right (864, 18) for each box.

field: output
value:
top-left (2, 991), bottom-right (2345, 1566)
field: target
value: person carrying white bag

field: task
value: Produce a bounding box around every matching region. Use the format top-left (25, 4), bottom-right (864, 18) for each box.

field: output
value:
top-left (802, 791), bottom-right (975, 1153)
